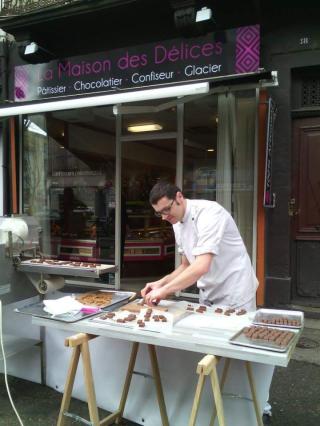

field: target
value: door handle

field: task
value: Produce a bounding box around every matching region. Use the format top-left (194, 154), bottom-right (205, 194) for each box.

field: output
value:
top-left (288, 198), bottom-right (300, 216)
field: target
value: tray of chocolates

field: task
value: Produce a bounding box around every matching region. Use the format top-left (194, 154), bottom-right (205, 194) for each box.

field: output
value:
top-left (91, 300), bottom-right (189, 333)
top-left (18, 258), bottom-right (116, 278)
top-left (229, 325), bottom-right (299, 352)
top-left (252, 309), bottom-right (304, 329)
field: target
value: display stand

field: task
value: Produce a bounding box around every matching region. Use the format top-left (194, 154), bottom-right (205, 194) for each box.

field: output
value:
top-left (57, 333), bottom-right (169, 426)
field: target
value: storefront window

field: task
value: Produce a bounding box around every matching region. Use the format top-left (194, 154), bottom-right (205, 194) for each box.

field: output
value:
top-left (22, 107), bottom-right (116, 272)
top-left (22, 90), bottom-right (257, 295)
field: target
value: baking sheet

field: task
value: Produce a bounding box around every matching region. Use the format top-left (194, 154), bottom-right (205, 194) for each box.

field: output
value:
top-left (14, 290), bottom-right (135, 323)
top-left (18, 259), bottom-right (116, 278)
top-left (252, 308), bottom-right (304, 329)
top-left (229, 326), bottom-right (299, 353)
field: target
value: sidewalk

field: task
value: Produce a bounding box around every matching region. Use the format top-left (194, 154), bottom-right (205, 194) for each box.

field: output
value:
top-left (1, 319), bottom-right (319, 425)
top-left (266, 317), bottom-right (320, 426)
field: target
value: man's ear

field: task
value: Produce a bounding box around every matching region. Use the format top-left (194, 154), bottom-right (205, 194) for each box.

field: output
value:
top-left (176, 191), bottom-right (183, 203)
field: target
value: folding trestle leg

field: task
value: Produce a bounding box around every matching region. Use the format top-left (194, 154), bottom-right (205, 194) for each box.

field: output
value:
top-left (57, 334), bottom-right (169, 426)
top-left (115, 343), bottom-right (169, 426)
top-left (188, 354), bottom-right (226, 426)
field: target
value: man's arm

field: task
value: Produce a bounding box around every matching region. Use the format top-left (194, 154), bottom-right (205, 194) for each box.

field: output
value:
top-left (144, 253), bottom-right (213, 304)
top-left (141, 256), bottom-right (190, 297)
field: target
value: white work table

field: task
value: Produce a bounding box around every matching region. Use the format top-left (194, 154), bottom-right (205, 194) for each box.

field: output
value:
top-left (32, 314), bottom-right (299, 368)
top-left (30, 309), bottom-right (301, 426)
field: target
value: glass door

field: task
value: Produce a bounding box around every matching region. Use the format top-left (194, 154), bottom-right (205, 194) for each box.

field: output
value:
top-left (118, 100), bottom-right (177, 292)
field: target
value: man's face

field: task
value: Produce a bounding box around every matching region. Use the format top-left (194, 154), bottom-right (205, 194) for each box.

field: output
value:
top-left (152, 193), bottom-right (185, 224)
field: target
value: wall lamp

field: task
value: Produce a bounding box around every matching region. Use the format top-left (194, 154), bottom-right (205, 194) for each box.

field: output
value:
top-left (172, 1), bottom-right (216, 36)
top-left (0, 82), bottom-right (209, 117)
top-left (19, 41), bottom-right (56, 64)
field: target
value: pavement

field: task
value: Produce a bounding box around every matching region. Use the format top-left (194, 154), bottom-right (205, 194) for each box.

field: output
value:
top-left (0, 319), bottom-right (320, 426)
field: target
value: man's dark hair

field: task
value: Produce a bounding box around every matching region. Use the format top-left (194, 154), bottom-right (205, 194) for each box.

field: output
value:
top-left (149, 181), bottom-right (182, 205)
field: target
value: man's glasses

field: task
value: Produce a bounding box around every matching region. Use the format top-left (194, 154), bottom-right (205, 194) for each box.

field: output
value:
top-left (154, 199), bottom-right (175, 217)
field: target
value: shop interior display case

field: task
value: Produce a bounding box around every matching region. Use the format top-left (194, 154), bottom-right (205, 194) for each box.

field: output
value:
top-left (48, 184), bottom-right (115, 265)
top-left (124, 201), bottom-right (175, 262)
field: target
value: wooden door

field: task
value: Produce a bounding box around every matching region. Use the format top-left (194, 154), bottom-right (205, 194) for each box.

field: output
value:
top-left (292, 118), bottom-right (320, 302)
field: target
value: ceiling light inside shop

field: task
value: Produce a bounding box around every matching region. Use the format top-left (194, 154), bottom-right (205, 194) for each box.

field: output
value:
top-left (127, 123), bottom-right (163, 133)
top-left (207, 148), bottom-right (215, 152)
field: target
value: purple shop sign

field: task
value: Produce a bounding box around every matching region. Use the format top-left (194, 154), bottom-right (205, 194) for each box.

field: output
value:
top-left (14, 24), bottom-right (260, 102)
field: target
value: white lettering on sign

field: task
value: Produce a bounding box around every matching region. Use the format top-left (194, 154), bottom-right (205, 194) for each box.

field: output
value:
top-left (300, 37), bottom-right (309, 45)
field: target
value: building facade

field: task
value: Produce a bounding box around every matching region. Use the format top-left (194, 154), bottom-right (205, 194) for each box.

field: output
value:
top-left (0, 0), bottom-right (319, 309)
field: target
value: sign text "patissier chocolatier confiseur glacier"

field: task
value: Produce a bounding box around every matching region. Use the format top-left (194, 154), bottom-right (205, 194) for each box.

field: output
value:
top-left (14, 26), bottom-right (260, 101)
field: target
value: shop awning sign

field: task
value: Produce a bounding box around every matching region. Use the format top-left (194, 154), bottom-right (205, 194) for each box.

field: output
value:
top-left (14, 24), bottom-right (260, 102)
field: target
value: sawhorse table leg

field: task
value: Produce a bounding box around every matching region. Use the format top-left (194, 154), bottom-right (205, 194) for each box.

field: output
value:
top-left (57, 333), bottom-right (99, 426)
top-left (245, 361), bottom-right (264, 426)
top-left (115, 343), bottom-right (169, 426)
top-left (57, 334), bottom-right (169, 426)
top-left (209, 359), bottom-right (264, 426)
top-left (189, 354), bottom-right (226, 426)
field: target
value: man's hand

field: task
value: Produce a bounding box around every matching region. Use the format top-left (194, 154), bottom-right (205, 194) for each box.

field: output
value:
top-left (144, 286), bottom-right (168, 306)
top-left (141, 279), bottom-right (164, 298)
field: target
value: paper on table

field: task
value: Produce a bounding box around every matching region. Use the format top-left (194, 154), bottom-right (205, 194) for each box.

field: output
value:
top-left (175, 312), bottom-right (251, 332)
top-left (43, 296), bottom-right (83, 316)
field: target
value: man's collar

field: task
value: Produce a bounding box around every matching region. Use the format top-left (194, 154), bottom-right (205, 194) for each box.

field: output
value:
top-left (180, 199), bottom-right (191, 223)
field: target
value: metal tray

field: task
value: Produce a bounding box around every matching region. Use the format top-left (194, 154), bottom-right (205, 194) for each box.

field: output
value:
top-left (18, 259), bottom-right (116, 278)
top-left (229, 325), bottom-right (299, 353)
top-left (14, 290), bottom-right (135, 323)
top-left (252, 308), bottom-right (304, 329)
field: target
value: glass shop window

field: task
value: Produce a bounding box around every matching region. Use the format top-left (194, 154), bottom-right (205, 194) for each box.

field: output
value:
top-left (22, 107), bottom-right (116, 270)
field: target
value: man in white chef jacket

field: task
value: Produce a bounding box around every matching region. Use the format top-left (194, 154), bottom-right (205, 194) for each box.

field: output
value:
top-left (141, 181), bottom-right (273, 420)
top-left (142, 181), bottom-right (258, 310)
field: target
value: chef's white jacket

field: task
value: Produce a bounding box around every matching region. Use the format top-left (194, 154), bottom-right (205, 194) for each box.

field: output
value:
top-left (173, 199), bottom-right (259, 309)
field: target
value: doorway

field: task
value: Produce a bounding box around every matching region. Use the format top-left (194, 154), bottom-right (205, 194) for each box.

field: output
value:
top-left (291, 117), bottom-right (320, 304)
top-left (118, 100), bottom-right (178, 291)
top-left (118, 89), bottom-right (258, 295)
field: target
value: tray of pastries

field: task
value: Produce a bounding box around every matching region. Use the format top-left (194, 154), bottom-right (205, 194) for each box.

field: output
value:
top-left (15, 290), bottom-right (135, 323)
top-left (229, 325), bottom-right (299, 352)
top-left (252, 309), bottom-right (304, 329)
top-left (75, 290), bottom-right (114, 308)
